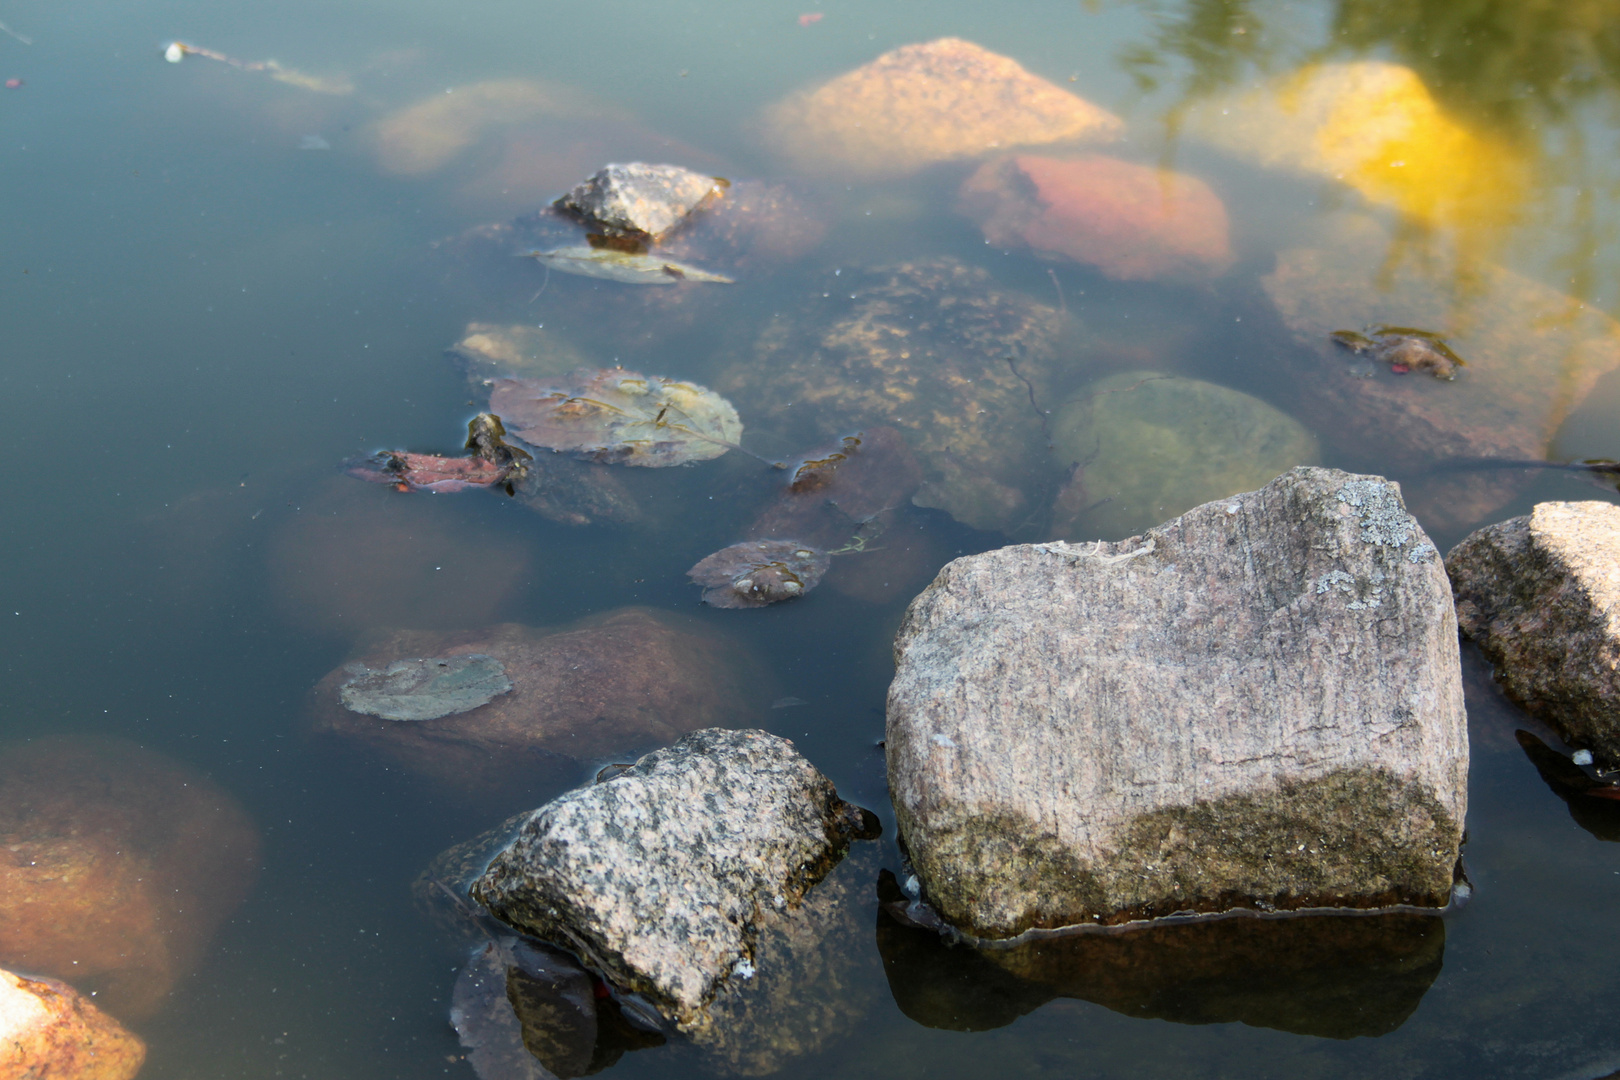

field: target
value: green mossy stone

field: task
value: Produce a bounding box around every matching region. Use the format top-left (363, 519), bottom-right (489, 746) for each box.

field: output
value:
top-left (1051, 371), bottom-right (1319, 539)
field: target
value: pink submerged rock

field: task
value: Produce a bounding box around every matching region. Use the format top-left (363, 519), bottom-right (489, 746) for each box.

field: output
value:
top-left (0, 968), bottom-right (146, 1080)
top-left (958, 155), bottom-right (1234, 281)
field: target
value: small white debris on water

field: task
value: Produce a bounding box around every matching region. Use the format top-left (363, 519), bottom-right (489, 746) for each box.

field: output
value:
top-left (903, 875), bottom-right (921, 899)
top-left (732, 958), bottom-right (756, 980)
top-left (1452, 881), bottom-right (1473, 903)
top-left (931, 733), bottom-right (958, 749)
top-left (164, 42), bottom-right (185, 63)
top-left (1574, 749), bottom-right (1595, 765)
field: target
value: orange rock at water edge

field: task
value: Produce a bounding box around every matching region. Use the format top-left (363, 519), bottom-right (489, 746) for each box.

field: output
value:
top-left (0, 736), bottom-right (261, 1020)
top-left (0, 968), bottom-right (146, 1080)
top-left (263, 476), bottom-right (536, 638)
top-left (958, 155), bottom-right (1233, 281)
top-left (762, 38), bottom-right (1123, 180)
top-left (307, 607), bottom-right (775, 791)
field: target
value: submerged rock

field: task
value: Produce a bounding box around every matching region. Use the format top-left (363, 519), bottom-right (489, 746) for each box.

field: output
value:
top-left (309, 608), bottom-right (772, 791)
top-left (763, 38), bottom-right (1122, 180)
top-left (0, 967), bottom-right (146, 1080)
top-left (553, 162), bottom-right (726, 243)
top-left (1049, 371), bottom-right (1319, 540)
top-left (718, 258), bottom-right (1072, 534)
top-left (471, 729), bottom-right (877, 1049)
top-left (958, 155), bottom-right (1233, 281)
top-left (1181, 61), bottom-right (1528, 236)
top-left (1447, 502), bottom-right (1620, 762)
top-left (886, 467), bottom-right (1467, 938)
top-left (0, 737), bottom-right (261, 1019)
top-left (1261, 214), bottom-right (1620, 531)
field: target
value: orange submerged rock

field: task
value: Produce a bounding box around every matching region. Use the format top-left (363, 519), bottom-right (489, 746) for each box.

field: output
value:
top-left (763, 38), bottom-right (1122, 180)
top-left (0, 737), bottom-right (261, 1020)
top-left (0, 968), bottom-right (146, 1080)
top-left (958, 155), bottom-right (1233, 280)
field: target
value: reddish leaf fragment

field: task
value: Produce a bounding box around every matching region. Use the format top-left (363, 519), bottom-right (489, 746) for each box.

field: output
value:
top-left (687, 539), bottom-right (830, 608)
top-left (1584, 786), bottom-right (1620, 802)
top-left (345, 450), bottom-right (509, 493)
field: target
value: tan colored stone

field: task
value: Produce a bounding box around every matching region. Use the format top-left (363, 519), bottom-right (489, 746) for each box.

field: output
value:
top-left (309, 608), bottom-right (774, 790)
top-left (1261, 214), bottom-right (1620, 532)
top-left (887, 468), bottom-right (1466, 938)
top-left (1448, 501), bottom-right (1620, 761)
top-left (0, 968), bottom-right (146, 1080)
top-left (0, 738), bottom-right (261, 1019)
top-left (763, 38), bottom-right (1122, 180)
top-left (958, 155), bottom-right (1233, 280)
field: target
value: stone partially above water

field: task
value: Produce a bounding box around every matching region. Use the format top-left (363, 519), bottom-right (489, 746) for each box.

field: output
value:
top-left (763, 38), bottom-right (1122, 180)
top-left (1447, 501), bottom-right (1620, 762)
top-left (1, 968), bottom-right (146, 1080)
top-left (887, 467), bottom-right (1467, 938)
top-left (471, 729), bottom-right (876, 1041)
top-left (553, 162), bottom-right (727, 243)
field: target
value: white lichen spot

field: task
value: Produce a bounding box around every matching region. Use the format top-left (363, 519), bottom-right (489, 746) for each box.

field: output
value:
top-left (1407, 542), bottom-right (1437, 564)
top-left (1225, 502), bottom-right (1241, 515)
top-left (732, 958), bottom-right (756, 980)
top-left (1032, 539), bottom-right (1157, 566)
top-left (1314, 568), bottom-right (1386, 610)
top-left (931, 733), bottom-right (958, 749)
top-left (1336, 481), bottom-right (1416, 548)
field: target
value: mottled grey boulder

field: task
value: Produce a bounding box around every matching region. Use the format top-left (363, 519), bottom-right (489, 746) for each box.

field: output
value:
top-left (554, 163), bottom-right (725, 242)
top-left (887, 466), bottom-right (1467, 939)
top-left (1448, 501), bottom-right (1620, 761)
top-left (471, 728), bottom-right (875, 1044)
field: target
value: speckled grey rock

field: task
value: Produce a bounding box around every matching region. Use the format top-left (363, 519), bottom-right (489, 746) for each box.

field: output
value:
top-left (1448, 501), bottom-right (1620, 761)
top-left (554, 163), bottom-right (725, 242)
top-left (470, 728), bottom-right (873, 1040)
top-left (887, 466), bottom-right (1467, 939)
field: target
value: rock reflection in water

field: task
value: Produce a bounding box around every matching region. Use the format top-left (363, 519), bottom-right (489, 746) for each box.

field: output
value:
top-left (876, 873), bottom-right (1445, 1039)
top-left (1515, 729), bottom-right (1620, 842)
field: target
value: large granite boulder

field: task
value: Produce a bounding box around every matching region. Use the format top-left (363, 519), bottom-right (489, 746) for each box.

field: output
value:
top-left (470, 729), bottom-right (878, 1055)
top-left (0, 737), bottom-right (261, 1019)
top-left (1447, 501), bottom-right (1620, 762)
top-left (0, 967), bottom-right (146, 1080)
top-left (887, 466), bottom-right (1467, 938)
top-left (309, 607), bottom-right (772, 792)
top-left (763, 38), bottom-right (1122, 180)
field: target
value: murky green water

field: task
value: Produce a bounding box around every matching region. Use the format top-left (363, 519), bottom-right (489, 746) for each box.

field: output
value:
top-left (5, 0), bottom-right (1620, 1076)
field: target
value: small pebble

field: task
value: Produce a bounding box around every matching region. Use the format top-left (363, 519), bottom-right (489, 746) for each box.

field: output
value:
top-left (1574, 749), bottom-right (1594, 765)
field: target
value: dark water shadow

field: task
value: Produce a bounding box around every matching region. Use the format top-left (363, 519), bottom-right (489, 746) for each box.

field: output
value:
top-left (876, 873), bottom-right (1445, 1038)
top-left (1515, 729), bottom-right (1620, 842)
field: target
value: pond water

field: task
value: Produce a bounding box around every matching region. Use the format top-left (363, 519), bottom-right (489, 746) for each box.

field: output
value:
top-left (5, 0), bottom-right (1620, 1077)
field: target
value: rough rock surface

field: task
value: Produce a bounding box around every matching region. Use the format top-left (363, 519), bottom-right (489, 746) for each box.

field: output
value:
top-left (1261, 214), bottom-right (1620, 531)
top-left (1447, 501), bottom-right (1620, 760)
top-left (717, 258), bottom-right (1072, 533)
top-left (554, 162), bottom-right (726, 242)
top-left (887, 466), bottom-right (1467, 938)
top-left (958, 155), bottom-right (1233, 281)
top-left (0, 968), bottom-right (146, 1080)
top-left (1049, 371), bottom-right (1319, 540)
top-left (309, 608), bottom-right (772, 791)
top-left (763, 38), bottom-right (1122, 180)
top-left (0, 737), bottom-right (261, 1019)
top-left (471, 729), bottom-right (875, 1041)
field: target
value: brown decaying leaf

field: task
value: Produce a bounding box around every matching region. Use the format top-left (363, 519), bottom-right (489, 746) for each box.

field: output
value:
top-left (747, 427), bottom-right (924, 549)
top-left (489, 369), bottom-right (743, 467)
top-left (687, 539), bottom-right (831, 608)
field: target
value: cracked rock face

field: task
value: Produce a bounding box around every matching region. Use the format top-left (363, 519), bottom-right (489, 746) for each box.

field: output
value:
top-left (887, 466), bottom-right (1467, 938)
top-left (471, 729), bottom-right (875, 1043)
top-left (1447, 501), bottom-right (1620, 762)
